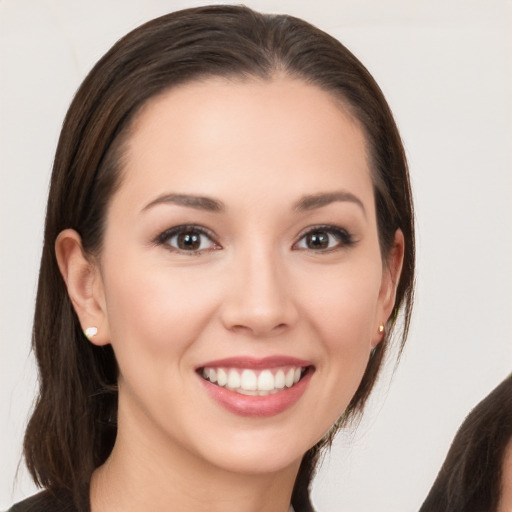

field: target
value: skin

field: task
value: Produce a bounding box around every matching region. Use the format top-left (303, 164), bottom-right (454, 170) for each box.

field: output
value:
top-left (56, 77), bottom-right (403, 512)
top-left (499, 439), bottom-right (512, 512)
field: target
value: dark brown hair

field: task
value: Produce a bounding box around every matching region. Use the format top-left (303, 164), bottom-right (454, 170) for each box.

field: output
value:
top-left (419, 375), bottom-right (512, 512)
top-left (24, 5), bottom-right (415, 511)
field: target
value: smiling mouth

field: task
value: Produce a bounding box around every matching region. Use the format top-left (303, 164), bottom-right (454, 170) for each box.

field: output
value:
top-left (198, 366), bottom-right (311, 396)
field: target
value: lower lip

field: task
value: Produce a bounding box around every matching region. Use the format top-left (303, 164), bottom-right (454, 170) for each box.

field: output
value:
top-left (199, 370), bottom-right (313, 418)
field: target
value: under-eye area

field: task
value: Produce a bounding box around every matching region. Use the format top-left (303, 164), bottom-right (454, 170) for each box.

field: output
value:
top-left (198, 366), bottom-right (314, 396)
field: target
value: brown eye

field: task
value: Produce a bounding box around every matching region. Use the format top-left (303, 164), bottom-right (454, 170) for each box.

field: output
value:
top-left (157, 226), bottom-right (220, 253)
top-left (294, 226), bottom-right (354, 252)
top-left (176, 231), bottom-right (202, 250)
top-left (305, 232), bottom-right (330, 249)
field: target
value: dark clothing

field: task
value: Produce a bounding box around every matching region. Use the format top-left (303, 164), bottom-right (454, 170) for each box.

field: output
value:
top-left (8, 489), bottom-right (85, 512)
top-left (9, 489), bottom-right (299, 512)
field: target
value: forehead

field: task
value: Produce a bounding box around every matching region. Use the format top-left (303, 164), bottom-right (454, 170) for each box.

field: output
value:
top-left (114, 76), bottom-right (373, 212)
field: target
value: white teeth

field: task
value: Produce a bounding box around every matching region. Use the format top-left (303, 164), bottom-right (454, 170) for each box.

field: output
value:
top-left (285, 368), bottom-right (295, 388)
top-left (201, 366), bottom-right (306, 394)
top-left (257, 370), bottom-right (275, 391)
top-left (241, 369), bottom-right (257, 390)
top-left (275, 370), bottom-right (285, 389)
top-left (217, 368), bottom-right (228, 387)
top-left (227, 368), bottom-right (241, 388)
top-left (237, 388), bottom-right (258, 396)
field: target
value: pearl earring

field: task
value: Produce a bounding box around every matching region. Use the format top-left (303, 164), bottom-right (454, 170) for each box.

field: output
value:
top-left (85, 326), bottom-right (98, 339)
top-left (378, 324), bottom-right (384, 333)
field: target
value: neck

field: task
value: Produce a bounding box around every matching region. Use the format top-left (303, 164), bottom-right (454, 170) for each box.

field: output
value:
top-left (90, 402), bottom-right (300, 512)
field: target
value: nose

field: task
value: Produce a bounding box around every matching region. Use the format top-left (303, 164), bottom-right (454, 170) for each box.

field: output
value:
top-left (219, 247), bottom-right (299, 337)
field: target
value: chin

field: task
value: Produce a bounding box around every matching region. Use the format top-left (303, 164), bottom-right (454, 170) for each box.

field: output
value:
top-left (186, 422), bottom-right (323, 477)
top-left (209, 445), bottom-right (305, 476)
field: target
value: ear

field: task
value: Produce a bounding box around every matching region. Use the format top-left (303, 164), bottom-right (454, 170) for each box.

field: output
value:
top-left (372, 229), bottom-right (405, 347)
top-left (55, 229), bottom-right (110, 346)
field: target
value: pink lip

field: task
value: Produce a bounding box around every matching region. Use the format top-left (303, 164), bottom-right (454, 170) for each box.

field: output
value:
top-left (196, 355), bottom-right (312, 370)
top-left (196, 356), bottom-right (314, 418)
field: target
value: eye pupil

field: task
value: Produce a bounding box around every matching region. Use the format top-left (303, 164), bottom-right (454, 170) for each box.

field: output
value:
top-left (307, 232), bottom-right (329, 249)
top-left (178, 231), bottom-right (201, 250)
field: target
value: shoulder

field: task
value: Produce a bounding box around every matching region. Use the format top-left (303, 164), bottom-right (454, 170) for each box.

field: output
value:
top-left (8, 489), bottom-right (82, 512)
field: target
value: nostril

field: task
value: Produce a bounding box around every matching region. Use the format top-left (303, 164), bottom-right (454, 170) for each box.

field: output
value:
top-left (228, 321), bottom-right (290, 336)
top-left (229, 324), bottom-right (252, 333)
top-left (271, 323), bottom-right (289, 334)
top-left (218, 284), bottom-right (299, 336)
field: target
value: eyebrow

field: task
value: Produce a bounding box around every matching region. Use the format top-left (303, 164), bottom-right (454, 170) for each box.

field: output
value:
top-left (294, 191), bottom-right (366, 216)
top-left (141, 190), bottom-right (365, 216)
top-left (141, 193), bottom-right (225, 213)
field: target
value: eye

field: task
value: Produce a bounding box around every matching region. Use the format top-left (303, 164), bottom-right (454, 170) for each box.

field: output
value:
top-left (294, 225), bottom-right (354, 251)
top-left (155, 225), bottom-right (220, 253)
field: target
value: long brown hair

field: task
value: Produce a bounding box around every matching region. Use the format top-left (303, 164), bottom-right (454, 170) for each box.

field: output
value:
top-left (24, 5), bottom-right (415, 511)
top-left (419, 375), bottom-right (512, 512)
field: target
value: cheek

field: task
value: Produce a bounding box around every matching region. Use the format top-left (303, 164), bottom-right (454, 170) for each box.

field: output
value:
top-left (101, 258), bottom-right (220, 366)
top-left (301, 259), bottom-right (383, 347)
top-left (298, 259), bottom-right (382, 410)
top-left (288, 262), bottom-right (383, 441)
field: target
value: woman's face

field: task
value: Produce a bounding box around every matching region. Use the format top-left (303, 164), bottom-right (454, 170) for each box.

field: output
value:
top-left (87, 77), bottom-right (402, 475)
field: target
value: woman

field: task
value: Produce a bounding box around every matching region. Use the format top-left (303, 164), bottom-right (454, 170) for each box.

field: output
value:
top-left (9, 5), bottom-right (414, 512)
top-left (419, 374), bottom-right (512, 512)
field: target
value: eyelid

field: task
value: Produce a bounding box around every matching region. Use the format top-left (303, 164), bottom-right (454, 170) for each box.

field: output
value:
top-left (153, 224), bottom-right (221, 252)
top-left (293, 224), bottom-right (355, 251)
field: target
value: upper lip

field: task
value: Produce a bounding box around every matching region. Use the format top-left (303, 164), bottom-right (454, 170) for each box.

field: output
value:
top-left (196, 355), bottom-right (313, 370)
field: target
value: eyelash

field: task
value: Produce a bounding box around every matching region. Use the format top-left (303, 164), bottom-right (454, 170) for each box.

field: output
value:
top-left (153, 224), bottom-right (355, 254)
top-left (154, 225), bottom-right (220, 254)
top-left (293, 225), bottom-right (355, 252)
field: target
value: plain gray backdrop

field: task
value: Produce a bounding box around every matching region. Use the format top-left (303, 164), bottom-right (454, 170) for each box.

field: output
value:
top-left (1, 1), bottom-right (511, 510)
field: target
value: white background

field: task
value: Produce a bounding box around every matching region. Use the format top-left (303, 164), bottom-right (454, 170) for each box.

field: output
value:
top-left (1, 1), bottom-right (511, 511)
